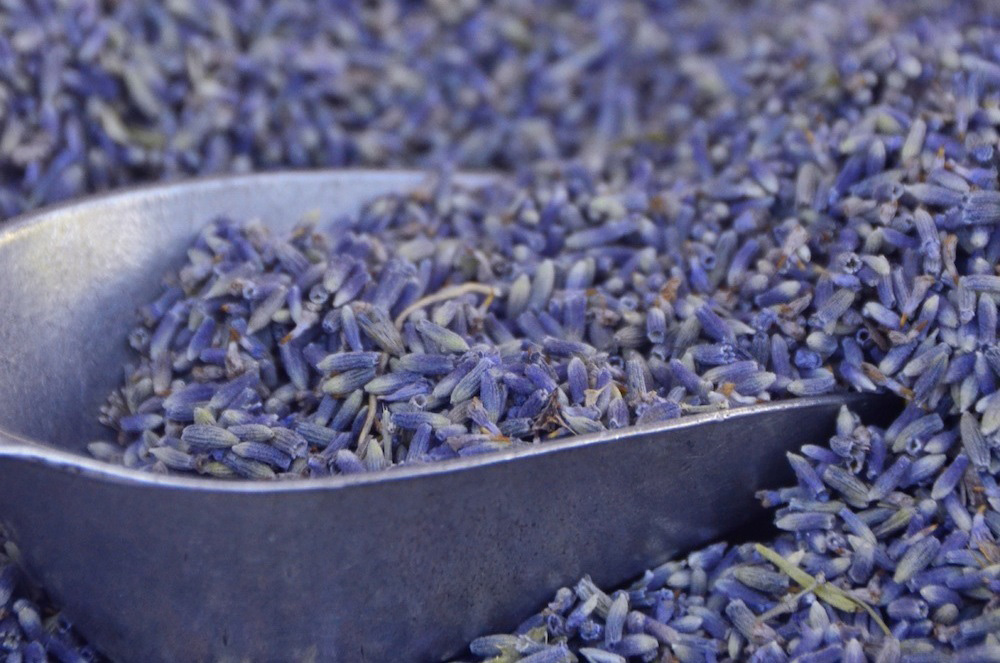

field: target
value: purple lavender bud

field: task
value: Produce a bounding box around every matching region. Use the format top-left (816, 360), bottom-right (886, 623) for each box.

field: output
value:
top-left (725, 599), bottom-right (776, 644)
top-left (961, 190), bottom-right (1000, 225)
top-left (578, 648), bottom-right (623, 663)
top-left (316, 351), bottom-right (382, 374)
top-left (322, 367), bottom-right (377, 396)
top-left (960, 412), bottom-right (991, 469)
top-left (416, 318), bottom-right (470, 354)
top-left (181, 424), bottom-right (239, 450)
top-left (149, 303), bottom-right (186, 360)
top-left (566, 357), bottom-right (589, 406)
top-left (391, 411), bottom-right (452, 430)
top-left (393, 353), bottom-right (455, 376)
top-left (148, 446), bottom-right (199, 471)
top-left (635, 401), bottom-right (680, 426)
top-left (906, 183), bottom-right (963, 208)
top-left (270, 428), bottom-right (308, 458)
top-left (295, 422), bottom-right (339, 449)
top-left (787, 375), bottom-right (837, 397)
top-left (332, 268), bottom-right (370, 307)
top-left (221, 451), bottom-right (276, 480)
top-left (606, 392), bottom-right (629, 429)
top-left (339, 305), bottom-right (363, 352)
top-left (691, 343), bottom-right (738, 366)
top-left (821, 464), bottom-right (869, 508)
top-left (962, 274), bottom-right (1000, 294)
top-left (333, 449), bottom-right (365, 475)
top-left (811, 288), bottom-right (856, 331)
top-left (887, 597), bottom-right (928, 622)
top-left (450, 357), bottom-right (494, 404)
top-left (525, 261), bottom-right (556, 312)
top-left (278, 342), bottom-right (310, 392)
top-left (644, 307), bottom-right (667, 345)
top-left (356, 304), bottom-right (406, 356)
top-left (894, 536), bottom-right (942, 584)
top-left (696, 303), bottom-right (734, 343)
top-left (323, 257), bottom-right (355, 294)
top-left (776, 511), bottom-right (835, 533)
top-left (609, 634), bottom-right (658, 658)
top-left (364, 372), bottom-right (424, 396)
top-left (328, 391), bottom-right (364, 432)
top-left (186, 315), bottom-right (218, 362)
top-left (232, 442), bottom-right (292, 471)
top-left (247, 285), bottom-right (288, 335)
top-left (404, 423), bottom-right (433, 462)
top-left (525, 363), bottom-right (559, 393)
top-left (786, 453), bottom-right (827, 499)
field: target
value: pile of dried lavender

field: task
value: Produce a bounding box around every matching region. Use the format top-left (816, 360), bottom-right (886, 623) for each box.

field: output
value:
top-left (1, 0), bottom-right (1000, 661)
top-left (0, 0), bottom-right (806, 216)
top-left (94, 173), bottom-right (811, 478)
top-left (446, 6), bottom-right (1000, 663)
top-left (0, 0), bottom-right (983, 216)
top-left (456, 404), bottom-right (1000, 663)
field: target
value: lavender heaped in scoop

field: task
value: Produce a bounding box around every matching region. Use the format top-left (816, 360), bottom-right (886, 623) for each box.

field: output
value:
top-left (95, 175), bottom-right (801, 479)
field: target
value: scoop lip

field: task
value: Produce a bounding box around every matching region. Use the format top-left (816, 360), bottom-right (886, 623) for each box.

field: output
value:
top-left (0, 392), bottom-right (874, 493)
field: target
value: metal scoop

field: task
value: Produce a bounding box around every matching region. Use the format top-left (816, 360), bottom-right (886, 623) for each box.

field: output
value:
top-left (0, 171), bottom-right (894, 662)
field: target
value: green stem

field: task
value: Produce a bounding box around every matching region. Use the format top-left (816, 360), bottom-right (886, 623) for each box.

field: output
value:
top-left (755, 544), bottom-right (890, 635)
